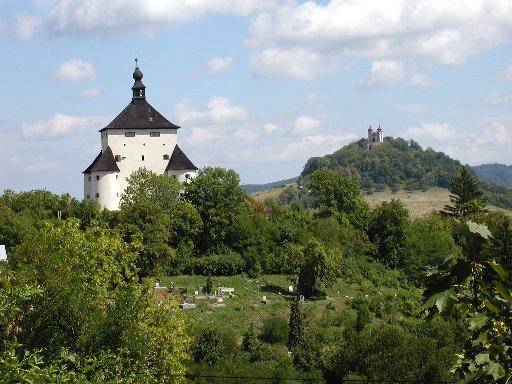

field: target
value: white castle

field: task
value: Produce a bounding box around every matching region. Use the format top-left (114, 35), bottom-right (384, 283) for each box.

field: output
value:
top-left (83, 62), bottom-right (198, 210)
top-left (367, 125), bottom-right (384, 149)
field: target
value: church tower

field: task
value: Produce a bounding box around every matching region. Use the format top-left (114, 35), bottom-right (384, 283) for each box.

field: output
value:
top-left (83, 61), bottom-right (198, 210)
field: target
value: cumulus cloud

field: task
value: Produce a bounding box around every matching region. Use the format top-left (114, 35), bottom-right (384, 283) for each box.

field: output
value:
top-left (206, 56), bottom-right (234, 73)
top-left (361, 60), bottom-right (435, 88)
top-left (250, 48), bottom-right (347, 80)
top-left (263, 123), bottom-right (278, 134)
top-left (265, 132), bottom-right (358, 162)
top-left (25, 0), bottom-right (276, 37)
top-left (54, 59), bottom-right (96, 82)
top-left (22, 114), bottom-right (106, 140)
top-left (174, 97), bottom-right (248, 126)
top-left (404, 123), bottom-right (458, 141)
top-left (402, 120), bottom-right (512, 165)
top-left (248, 0), bottom-right (512, 65)
top-left (14, 14), bottom-right (42, 40)
top-left (292, 115), bottom-right (321, 135)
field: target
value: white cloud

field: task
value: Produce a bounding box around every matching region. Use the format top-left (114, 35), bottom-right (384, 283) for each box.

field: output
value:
top-left (54, 59), bottom-right (96, 82)
top-left (263, 123), bottom-right (278, 133)
top-left (81, 88), bottom-right (101, 99)
top-left (174, 97), bottom-right (248, 125)
top-left (22, 114), bottom-right (106, 140)
top-left (248, 1), bottom-right (512, 66)
top-left (206, 56), bottom-right (234, 73)
top-left (292, 115), bottom-right (321, 135)
top-left (362, 60), bottom-right (434, 88)
top-left (33, 0), bottom-right (277, 37)
top-left (266, 132), bottom-right (357, 161)
top-left (250, 48), bottom-right (346, 80)
top-left (14, 14), bottom-right (42, 40)
top-left (404, 123), bottom-right (458, 141)
top-left (482, 121), bottom-right (509, 144)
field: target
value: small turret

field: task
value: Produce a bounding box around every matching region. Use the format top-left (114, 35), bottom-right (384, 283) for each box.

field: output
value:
top-left (131, 58), bottom-right (146, 102)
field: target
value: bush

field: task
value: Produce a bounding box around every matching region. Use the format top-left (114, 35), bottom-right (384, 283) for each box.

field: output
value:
top-left (193, 328), bottom-right (228, 365)
top-left (260, 317), bottom-right (289, 344)
top-left (187, 251), bottom-right (245, 276)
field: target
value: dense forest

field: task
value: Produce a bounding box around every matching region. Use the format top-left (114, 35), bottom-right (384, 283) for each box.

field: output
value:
top-left (301, 137), bottom-right (512, 208)
top-left (1, 165), bottom-right (511, 383)
top-left (473, 163), bottom-right (512, 188)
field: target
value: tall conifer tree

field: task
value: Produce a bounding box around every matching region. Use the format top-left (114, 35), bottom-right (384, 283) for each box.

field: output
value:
top-left (288, 298), bottom-right (304, 351)
top-left (443, 166), bottom-right (485, 218)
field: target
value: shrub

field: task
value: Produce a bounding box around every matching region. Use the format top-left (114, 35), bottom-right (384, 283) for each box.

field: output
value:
top-left (193, 329), bottom-right (225, 365)
top-left (260, 317), bottom-right (288, 345)
top-left (187, 251), bottom-right (245, 276)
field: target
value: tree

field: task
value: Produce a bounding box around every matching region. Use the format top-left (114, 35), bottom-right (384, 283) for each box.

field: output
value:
top-left (308, 168), bottom-right (368, 230)
top-left (119, 201), bottom-right (174, 276)
top-left (7, 220), bottom-right (190, 383)
top-left (355, 304), bottom-right (371, 332)
top-left (168, 200), bottom-right (203, 247)
top-left (288, 299), bottom-right (304, 351)
top-left (283, 240), bottom-right (342, 297)
top-left (368, 199), bottom-right (409, 269)
top-left (425, 220), bottom-right (512, 383)
top-left (121, 168), bottom-right (180, 211)
top-left (402, 213), bottom-right (458, 284)
top-left (443, 166), bottom-right (485, 218)
top-left (184, 167), bottom-right (249, 252)
top-left (193, 328), bottom-right (226, 365)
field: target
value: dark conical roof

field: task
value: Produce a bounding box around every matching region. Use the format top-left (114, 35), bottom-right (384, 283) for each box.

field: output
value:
top-left (100, 99), bottom-right (180, 131)
top-left (166, 145), bottom-right (198, 171)
top-left (83, 146), bottom-right (120, 173)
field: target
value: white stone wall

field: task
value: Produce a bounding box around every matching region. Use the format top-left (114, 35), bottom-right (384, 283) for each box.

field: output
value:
top-left (88, 171), bottom-right (121, 210)
top-left (166, 169), bottom-right (198, 184)
top-left (103, 128), bottom-right (178, 193)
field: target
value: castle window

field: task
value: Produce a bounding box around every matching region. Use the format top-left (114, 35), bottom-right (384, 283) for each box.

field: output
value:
top-left (116, 193), bottom-right (119, 197)
top-left (185, 174), bottom-right (191, 179)
top-left (115, 155), bottom-right (122, 162)
top-left (88, 175), bottom-right (91, 182)
top-left (150, 132), bottom-right (160, 137)
top-left (125, 132), bottom-right (135, 137)
top-left (87, 194), bottom-right (90, 199)
top-left (95, 193), bottom-right (99, 198)
top-left (163, 154), bottom-right (169, 160)
top-left (96, 175), bottom-right (100, 181)
top-left (172, 175), bottom-right (176, 179)
top-left (142, 155), bottom-right (145, 161)
top-left (116, 175), bottom-right (118, 179)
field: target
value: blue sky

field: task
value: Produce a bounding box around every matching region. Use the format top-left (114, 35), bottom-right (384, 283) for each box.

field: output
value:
top-left (1, 0), bottom-right (512, 197)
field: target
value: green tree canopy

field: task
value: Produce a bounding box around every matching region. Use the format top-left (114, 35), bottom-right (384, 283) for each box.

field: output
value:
top-left (184, 167), bottom-right (249, 252)
top-left (120, 168), bottom-right (181, 211)
top-left (443, 166), bottom-right (485, 218)
top-left (368, 199), bottom-right (409, 269)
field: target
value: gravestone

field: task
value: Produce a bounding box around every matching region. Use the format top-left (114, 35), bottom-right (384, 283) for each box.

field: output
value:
top-left (0, 245), bottom-right (6, 262)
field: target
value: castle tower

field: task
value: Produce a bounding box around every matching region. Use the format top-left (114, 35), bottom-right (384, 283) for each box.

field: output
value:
top-left (83, 61), bottom-right (198, 210)
top-left (366, 124), bottom-right (384, 149)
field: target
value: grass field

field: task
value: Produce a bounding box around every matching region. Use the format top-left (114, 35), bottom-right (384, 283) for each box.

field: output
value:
top-left (160, 265), bottom-right (418, 336)
top-left (251, 185), bottom-right (510, 218)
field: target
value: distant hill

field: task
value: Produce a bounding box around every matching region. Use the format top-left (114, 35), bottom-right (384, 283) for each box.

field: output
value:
top-left (472, 163), bottom-right (512, 188)
top-left (302, 137), bottom-right (460, 190)
top-left (242, 177), bottom-right (298, 194)
top-left (247, 137), bottom-right (512, 210)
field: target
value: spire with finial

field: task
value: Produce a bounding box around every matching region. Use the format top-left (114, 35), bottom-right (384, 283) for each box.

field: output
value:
top-left (132, 58), bottom-right (146, 102)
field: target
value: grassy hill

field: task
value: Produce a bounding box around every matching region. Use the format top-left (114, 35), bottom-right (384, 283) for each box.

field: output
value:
top-left (251, 185), bottom-right (510, 218)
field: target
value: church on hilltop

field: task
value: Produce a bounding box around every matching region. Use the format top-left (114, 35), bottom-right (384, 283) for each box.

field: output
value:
top-left (367, 125), bottom-right (384, 149)
top-left (83, 62), bottom-right (198, 210)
